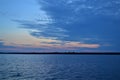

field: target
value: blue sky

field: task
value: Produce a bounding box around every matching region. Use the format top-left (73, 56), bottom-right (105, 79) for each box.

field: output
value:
top-left (0, 0), bottom-right (120, 52)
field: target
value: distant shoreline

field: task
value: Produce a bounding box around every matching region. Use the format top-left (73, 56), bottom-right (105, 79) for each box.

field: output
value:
top-left (0, 52), bottom-right (120, 55)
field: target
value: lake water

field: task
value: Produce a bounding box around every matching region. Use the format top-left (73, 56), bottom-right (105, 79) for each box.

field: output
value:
top-left (0, 54), bottom-right (120, 80)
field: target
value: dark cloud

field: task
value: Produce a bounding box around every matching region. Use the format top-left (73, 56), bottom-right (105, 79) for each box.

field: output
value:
top-left (14, 0), bottom-right (120, 47)
top-left (39, 0), bottom-right (120, 22)
top-left (38, 0), bottom-right (120, 41)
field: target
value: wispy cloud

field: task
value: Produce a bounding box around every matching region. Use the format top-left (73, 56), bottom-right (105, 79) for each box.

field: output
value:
top-left (1, 39), bottom-right (100, 51)
top-left (14, 19), bottom-right (68, 40)
top-left (0, 37), bottom-right (100, 52)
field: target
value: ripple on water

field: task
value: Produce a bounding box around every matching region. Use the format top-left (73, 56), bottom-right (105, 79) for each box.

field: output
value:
top-left (0, 55), bottom-right (120, 80)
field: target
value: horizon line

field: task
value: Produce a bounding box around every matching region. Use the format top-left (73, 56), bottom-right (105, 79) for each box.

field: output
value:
top-left (0, 52), bottom-right (120, 55)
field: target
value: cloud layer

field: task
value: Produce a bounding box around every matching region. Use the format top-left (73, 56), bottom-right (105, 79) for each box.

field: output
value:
top-left (11, 0), bottom-right (120, 51)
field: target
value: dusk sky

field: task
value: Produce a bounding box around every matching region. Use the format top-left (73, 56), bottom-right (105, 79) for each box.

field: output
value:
top-left (0, 0), bottom-right (120, 52)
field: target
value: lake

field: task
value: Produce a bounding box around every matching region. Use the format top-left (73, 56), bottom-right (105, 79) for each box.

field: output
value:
top-left (0, 54), bottom-right (120, 80)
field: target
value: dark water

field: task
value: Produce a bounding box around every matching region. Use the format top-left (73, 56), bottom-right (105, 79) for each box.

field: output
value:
top-left (0, 54), bottom-right (120, 80)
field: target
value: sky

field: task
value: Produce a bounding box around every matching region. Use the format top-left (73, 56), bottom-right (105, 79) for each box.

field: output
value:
top-left (0, 0), bottom-right (120, 52)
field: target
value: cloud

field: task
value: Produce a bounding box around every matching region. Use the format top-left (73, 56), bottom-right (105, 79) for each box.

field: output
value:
top-left (37, 0), bottom-right (120, 40)
top-left (0, 39), bottom-right (52, 52)
top-left (1, 0), bottom-right (120, 52)
top-left (0, 39), bottom-right (3, 42)
top-left (13, 19), bottom-right (101, 50)
top-left (11, 0), bottom-right (107, 51)
top-left (0, 41), bottom-right (19, 52)
top-left (15, 0), bottom-right (120, 40)
top-left (51, 41), bottom-right (100, 49)
top-left (0, 36), bottom-right (100, 52)
top-left (4, 37), bottom-right (99, 49)
top-left (14, 19), bottom-right (68, 39)
top-left (39, 0), bottom-right (120, 20)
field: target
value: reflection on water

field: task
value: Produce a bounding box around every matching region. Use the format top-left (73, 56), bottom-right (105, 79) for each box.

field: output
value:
top-left (0, 54), bottom-right (120, 80)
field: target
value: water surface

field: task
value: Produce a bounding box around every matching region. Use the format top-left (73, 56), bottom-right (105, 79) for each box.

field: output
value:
top-left (0, 54), bottom-right (120, 80)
